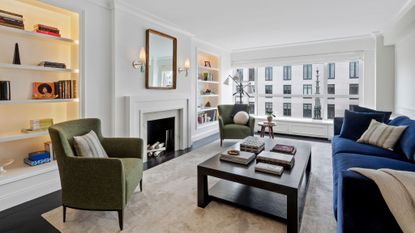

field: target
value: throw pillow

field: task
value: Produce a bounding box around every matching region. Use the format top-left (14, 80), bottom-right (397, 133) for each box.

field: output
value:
top-left (389, 116), bottom-right (415, 161)
top-left (233, 111), bottom-right (249, 125)
top-left (231, 104), bottom-right (247, 118)
top-left (351, 105), bottom-right (392, 123)
top-left (357, 119), bottom-right (407, 150)
top-left (339, 110), bottom-right (385, 141)
top-left (73, 130), bottom-right (108, 158)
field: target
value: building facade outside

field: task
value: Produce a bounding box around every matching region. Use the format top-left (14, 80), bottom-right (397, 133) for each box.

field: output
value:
top-left (233, 61), bottom-right (361, 120)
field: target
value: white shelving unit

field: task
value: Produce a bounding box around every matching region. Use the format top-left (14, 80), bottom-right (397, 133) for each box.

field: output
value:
top-left (0, 0), bottom-right (81, 211)
top-left (196, 50), bottom-right (221, 129)
top-left (0, 63), bottom-right (77, 73)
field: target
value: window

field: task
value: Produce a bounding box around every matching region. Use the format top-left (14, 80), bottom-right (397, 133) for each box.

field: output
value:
top-left (303, 104), bottom-right (312, 118)
top-left (327, 84), bottom-right (335, 94)
top-left (265, 85), bottom-right (273, 94)
top-left (283, 85), bottom-right (291, 94)
top-left (303, 84), bottom-right (312, 95)
top-left (236, 68), bottom-right (244, 81)
top-left (283, 103), bottom-right (291, 116)
top-left (248, 102), bottom-right (255, 114)
top-left (265, 102), bottom-right (273, 114)
top-left (349, 84), bottom-right (359, 95)
top-left (265, 67), bottom-right (272, 81)
top-left (283, 66), bottom-right (291, 80)
top-left (327, 104), bottom-right (335, 119)
top-left (249, 68), bottom-right (255, 81)
top-left (328, 63), bottom-right (335, 79)
top-left (303, 64), bottom-right (312, 80)
top-left (349, 61), bottom-right (359, 79)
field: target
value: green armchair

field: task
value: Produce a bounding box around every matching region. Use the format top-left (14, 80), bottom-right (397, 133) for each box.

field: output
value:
top-left (48, 118), bottom-right (143, 230)
top-left (218, 104), bottom-right (255, 146)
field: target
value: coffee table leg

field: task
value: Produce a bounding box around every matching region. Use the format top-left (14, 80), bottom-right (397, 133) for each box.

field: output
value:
top-left (287, 190), bottom-right (299, 233)
top-left (197, 168), bottom-right (210, 207)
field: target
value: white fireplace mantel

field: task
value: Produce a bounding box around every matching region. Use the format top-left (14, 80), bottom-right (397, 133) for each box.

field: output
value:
top-left (125, 96), bottom-right (191, 152)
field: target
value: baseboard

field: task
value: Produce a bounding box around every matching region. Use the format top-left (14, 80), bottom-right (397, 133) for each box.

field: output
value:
top-left (0, 169), bottom-right (61, 212)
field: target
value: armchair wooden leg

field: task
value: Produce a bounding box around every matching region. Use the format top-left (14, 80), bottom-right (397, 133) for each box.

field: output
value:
top-left (63, 205), bottom-right (66, 222)
top-left (140, 179), bottom-right (143, 192)
top-left (118, 209), bottom-right (124, 230)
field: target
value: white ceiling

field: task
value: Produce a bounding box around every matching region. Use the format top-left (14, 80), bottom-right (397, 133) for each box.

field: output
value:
top-left (122, 0), bottom-right (409, 51)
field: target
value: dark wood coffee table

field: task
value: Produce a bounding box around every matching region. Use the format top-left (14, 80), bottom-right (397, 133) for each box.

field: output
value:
top-left (197, 138), bottom-right (311, 233)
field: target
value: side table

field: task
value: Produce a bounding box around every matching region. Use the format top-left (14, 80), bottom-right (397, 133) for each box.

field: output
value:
top-left (258, 121), bottom-right (276, 139)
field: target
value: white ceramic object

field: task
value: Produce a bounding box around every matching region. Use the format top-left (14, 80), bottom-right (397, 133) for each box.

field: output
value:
top-left (0, 159), bottom-right (14, 176)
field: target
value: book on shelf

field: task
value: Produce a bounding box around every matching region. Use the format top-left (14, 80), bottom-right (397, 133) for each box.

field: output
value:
top-left (255, 162), bottom-right (284, 176)
top-left (29, 118), bottom-right (54, 130)
top-left (33, 24), bottom-right (60, 34)
top-left (271, 144), bottom-right (297, 155)
top-left (39, 61), bottom-right (66, 69)
top-left (0, 81), bottom-right (11, 100)
top-left (256, 151), bottom-right (295, 169)
top-left (54, 80), bottom-right (77, 99)
top-left (0, 9), bottom-right (24, 30)
top-left (240, 136), bottom-right (265, 153)
top-left (220, 147), bottom-right (255, 165)
top-left (34, 29), bottom-right (61, 37)
top-left (24, 157), bottom-right (50, 166)
top-left (28, 151), bottom-right (50, 161)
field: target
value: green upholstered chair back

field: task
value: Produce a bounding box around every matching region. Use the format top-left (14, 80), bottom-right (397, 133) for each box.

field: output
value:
top-left (218, 104), bottom-right (249, 125)
top-left (48, 118), bottom-right (103, 160)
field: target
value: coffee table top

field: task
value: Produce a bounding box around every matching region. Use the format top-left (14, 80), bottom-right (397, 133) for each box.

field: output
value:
top-left (198, 138), bottom-right (311, 190)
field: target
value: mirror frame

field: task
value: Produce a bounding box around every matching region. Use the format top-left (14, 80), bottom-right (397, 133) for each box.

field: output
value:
top-left (145, 29), bottom-right (177, 89)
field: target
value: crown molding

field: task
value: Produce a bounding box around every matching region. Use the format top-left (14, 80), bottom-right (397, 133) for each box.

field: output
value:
top-left (85, 0), bottom-right (114, 9)
top-left (193, 38), bottom-right (231, 53)
top-left (231, 34), bottom-right (373, 53)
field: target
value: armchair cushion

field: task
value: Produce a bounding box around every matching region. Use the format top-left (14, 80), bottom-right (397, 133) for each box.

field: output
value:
top-left (223, 124), bottom-right (252, 139)
top-left (73, 130), bottom-right (108, 158)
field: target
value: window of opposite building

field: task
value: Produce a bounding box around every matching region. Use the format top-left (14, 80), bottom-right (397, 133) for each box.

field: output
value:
top-left (349, 84), bottom-right (359, 95)
top-left (303, 84), bottom-right (312, 95)
top-left (283, 85), bottom-right (291, 94)
top-left (283, 103), bottom-right (291, 116)
top-left (303, 64), bottom-right (312, 80)
top-left (303, 103), bottom-right (312, 118)
top-left (265, 67), bottom-right (272, 81)
top-left (349, 61), bottom-right (359, 79)
top-left (249, 68), bottom-right (255, 81)
top-left (265, 85), bottom-right (273, 94)
top-left (265, 102), bottom-right (273, 114)
top-left (327, 104), bottom-right (335, 119)
top-left (328, 84), bottom-right (335, 94)
top-left (236, 68), bottom-right (244, 81)
top-left (283, 66), bottom-right (291, 80)
top-left (328, 63), bottom-right (335, 79)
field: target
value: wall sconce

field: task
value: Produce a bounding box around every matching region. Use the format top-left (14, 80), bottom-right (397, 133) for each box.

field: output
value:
top-left (132, 47), bottom-right (146, 72)
top-left (178, 58), bottom-right (190, 77)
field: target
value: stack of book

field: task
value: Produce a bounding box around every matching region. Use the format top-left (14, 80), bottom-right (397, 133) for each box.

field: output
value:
top-left (271, 144), bottom-right (297, 155)
top-left (33, 24), bottom-right (60, 37)
top-left (0, 81), bottom-right (11, 100)
top-left (29, 118), bottom-right (54, 131)
top-left (255, 162), bottom-right (284, 176)
top-left (240, 136), bottom-right (265, 153)
top-left (220, 148), bottom-right (255, 165)
top-left (0, 9), bottom-right (24, 30)
top-left (54, 80), bottom-right (77, 99)
top-left (24, 151), bottom-right (51, 166)
top-left (257, 151), bottom-right (295, 169)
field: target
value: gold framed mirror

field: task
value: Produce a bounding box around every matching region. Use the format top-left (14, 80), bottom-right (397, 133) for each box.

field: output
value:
top-left (145, 29), bottom-right (177, 89)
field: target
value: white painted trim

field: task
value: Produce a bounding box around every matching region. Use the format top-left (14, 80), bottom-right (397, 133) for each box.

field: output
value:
top-left (396, 106), bottom-right (415, 118)
top-left (192, 126), bottom-right (218, 142)
top-left (193, 38), bottom-right (231, 53)
top-left (232, 34), bottom-right (373, 53)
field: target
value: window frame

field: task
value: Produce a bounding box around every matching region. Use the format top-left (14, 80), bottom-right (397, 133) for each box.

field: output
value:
top-left (283, 66), bottom-right (291, 80)
top-left (303, 84), bottom-right (313, 95)
top-left (283, 103), bottom-right (291, 116)
top-left (283, 85), bottom-right (291, 95)
top-left (265, 85), bottom-right (273, 95)
top-left (327, 104), bottom-right (335, 119)
top-left (349, 83), bottom-right (359, 95)
top-left (349, 61), bottom-right (359, 79)
top-left (249, 68), bottom-right (255, 81)
top-left (327, 84), bottom-right (335, 95)
top-left (265, 102), bottom-right (273, 114)
top-left (264, 67), bottom-right (272, 81)
top-left (303, 64), bottom-right (312, 80)
top-left (303, 103), bottom-right (312, 118)
top-left (328, 63), bottom-right (335, 79)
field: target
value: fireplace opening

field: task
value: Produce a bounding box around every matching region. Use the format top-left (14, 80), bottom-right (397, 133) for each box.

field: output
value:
top-left (147, 117), bottom-right (175, 157)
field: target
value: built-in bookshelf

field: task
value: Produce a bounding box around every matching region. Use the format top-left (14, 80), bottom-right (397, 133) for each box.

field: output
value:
top-left (196, 50), bottom-right (221, 129)
top-left (0, 0), bottom-right (80, 211)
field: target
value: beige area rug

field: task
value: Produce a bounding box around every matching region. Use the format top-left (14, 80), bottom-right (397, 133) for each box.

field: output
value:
top-left (42, 138), bottom-right (336, 233)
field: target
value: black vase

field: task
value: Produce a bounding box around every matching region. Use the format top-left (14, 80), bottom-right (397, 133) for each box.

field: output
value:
top-left (13, 43), bottom-right (21, 65)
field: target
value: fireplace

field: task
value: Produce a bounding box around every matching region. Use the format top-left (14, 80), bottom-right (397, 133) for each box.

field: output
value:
top-left (147, 117), bottom-right (175, 156)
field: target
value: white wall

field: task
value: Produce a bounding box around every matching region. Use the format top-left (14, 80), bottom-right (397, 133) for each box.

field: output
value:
top-left (395, 31), bottom-right (415, 117)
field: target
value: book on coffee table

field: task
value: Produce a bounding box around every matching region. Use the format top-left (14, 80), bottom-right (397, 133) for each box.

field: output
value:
top-left (220, 149), bottom-right (256, 165)
top-left (271, 144), bottom-right (297, 155)
top-left (255, 162), bottom-right (284, 176)
top-left (240, 136), bottom-right (265, 153)
top-left (256, 151), bottom-right (295, 169)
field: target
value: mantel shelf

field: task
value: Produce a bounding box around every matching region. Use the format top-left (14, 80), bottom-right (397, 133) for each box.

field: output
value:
top-left (198, 66), bottom-right (220, 72)
top-left (0, 25), bottom-right (76, 43)
top-left (0, 63), bottom-right (77, 73)
top-left (0, 130), bottom-right (49, 143)
top-left (0, 98), bottom-right (79, 105)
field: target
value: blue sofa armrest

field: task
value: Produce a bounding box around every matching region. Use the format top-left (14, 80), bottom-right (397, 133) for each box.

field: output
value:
top-left (337, 170), bottom-right (401, 233)
top-left (333, 117), bottom-right (344, 136)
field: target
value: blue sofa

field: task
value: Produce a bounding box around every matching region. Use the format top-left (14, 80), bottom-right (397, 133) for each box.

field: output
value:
top-left (332, 116), bottom-right (415, 233)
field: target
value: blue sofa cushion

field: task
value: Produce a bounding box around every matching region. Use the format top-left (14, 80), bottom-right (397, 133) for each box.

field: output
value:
top-left (332, 136), bottom-right (404, 161)
top-left (339, 110), bottom-right (385, 141)
top-left (351, 105), bottom-right (392, 123)
top-left (389, 116), bottom-right (415, 161)
top-left (332, 152), bottom-right (415, 219)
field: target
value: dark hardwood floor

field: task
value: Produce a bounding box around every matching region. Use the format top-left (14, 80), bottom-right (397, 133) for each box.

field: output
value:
top-left (0, 132), bottom-right (328, 233)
